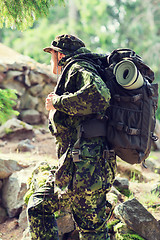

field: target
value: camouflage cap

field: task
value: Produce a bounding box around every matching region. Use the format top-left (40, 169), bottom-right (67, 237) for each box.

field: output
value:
top-left (43, 34), bottom-right (85, 55)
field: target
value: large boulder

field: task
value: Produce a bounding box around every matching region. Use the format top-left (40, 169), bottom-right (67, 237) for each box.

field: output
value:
top-left (113, 177), bottom-right (129, 191)
top-left (0, 118), bottom-right (35, 140)
top-left (0, 158), bottom-right (24, 179)
top-left (20, 109), bottom-right (41, 125)
top-left (114, 198), bottom-right (160, 240)
top-left (20, 93), bottom-right (39, 110)
top-left (2, 167), bottom-right (34, 218)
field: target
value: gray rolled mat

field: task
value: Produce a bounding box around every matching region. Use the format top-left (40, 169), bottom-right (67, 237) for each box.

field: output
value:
top-left (113, 60), bottom-right (143, 89)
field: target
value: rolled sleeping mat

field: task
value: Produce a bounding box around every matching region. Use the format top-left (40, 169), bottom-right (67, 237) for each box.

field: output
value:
top-left (113, 59), bottom-right (144, 90)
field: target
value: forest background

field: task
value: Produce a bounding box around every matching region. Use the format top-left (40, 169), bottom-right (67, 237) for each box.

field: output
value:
top-left (0, 0), bottom-right (160, 120)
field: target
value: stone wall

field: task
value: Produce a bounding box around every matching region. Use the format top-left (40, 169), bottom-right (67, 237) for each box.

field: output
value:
top-left (0, 43), bottom-right (57, 125)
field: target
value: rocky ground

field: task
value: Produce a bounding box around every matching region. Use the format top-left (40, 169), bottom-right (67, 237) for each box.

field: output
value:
top-left (0, 128), bottom-right (160, 240)
top-left (0, 130), bottom-right (58, 240)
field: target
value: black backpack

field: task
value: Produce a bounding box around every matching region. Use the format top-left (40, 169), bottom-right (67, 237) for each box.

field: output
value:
top-left (54, 49), bottom-right (159, 165)
top-left (102, 49), bottom-right (158, 164)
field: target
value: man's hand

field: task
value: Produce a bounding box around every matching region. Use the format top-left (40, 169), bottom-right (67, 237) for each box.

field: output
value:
top-left (45, 93), bottom-right (56, 111)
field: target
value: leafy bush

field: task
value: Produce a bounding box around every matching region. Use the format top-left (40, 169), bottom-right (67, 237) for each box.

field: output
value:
top-left (0, 88), bottom-right (19, 124)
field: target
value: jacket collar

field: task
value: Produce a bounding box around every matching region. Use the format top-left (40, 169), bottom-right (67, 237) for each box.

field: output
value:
top-left (58, 47), bottom-right (91, 66)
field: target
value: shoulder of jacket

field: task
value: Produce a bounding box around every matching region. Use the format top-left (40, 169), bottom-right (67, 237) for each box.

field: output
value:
top-left (67, 59), bottom-right (99, 74)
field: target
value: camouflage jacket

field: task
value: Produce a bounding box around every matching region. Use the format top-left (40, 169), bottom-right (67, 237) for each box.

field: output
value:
top-left (49, 47), bottom-right (111, 158)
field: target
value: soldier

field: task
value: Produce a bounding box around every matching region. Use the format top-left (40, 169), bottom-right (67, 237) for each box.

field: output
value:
top-left (27, 34), bottom-right (117, 240)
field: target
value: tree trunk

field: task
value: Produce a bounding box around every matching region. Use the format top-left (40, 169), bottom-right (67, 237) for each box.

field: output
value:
top-left (68, 0), bottom-right (78, 35)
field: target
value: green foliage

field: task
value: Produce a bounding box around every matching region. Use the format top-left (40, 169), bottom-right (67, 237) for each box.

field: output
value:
top-left (9, 17), bottom-right (69, 64)
top-left (115, 222), bottom-right (145, 240)
top-left (116, 233), bottom-right (145, 240)
top-left (107, 219), bottom-right (120, 231)
top-left (4, 128), bottom-right (13, 134)
top-left (0, 88), bottom-right (19, 124)
top-left (0, 0), bottom-right (64, 30)
top-left (54, 210), bottom-right (66, 219)
top-left (130, 169), bottom-right (143, 183)
top-left (108, 220), bottom-right (144, 239)
top-left (138, 191), bottom-right (160, 208)
top-left (115, 187), bottom-right (132, 198)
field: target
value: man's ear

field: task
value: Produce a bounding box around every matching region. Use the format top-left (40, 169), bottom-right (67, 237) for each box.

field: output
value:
top-left (58, 52), bottom-right (65, 60)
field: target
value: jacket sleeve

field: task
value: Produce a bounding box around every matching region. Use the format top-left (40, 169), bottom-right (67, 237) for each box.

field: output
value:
top-left (52, 64), bottom-right (111, 116)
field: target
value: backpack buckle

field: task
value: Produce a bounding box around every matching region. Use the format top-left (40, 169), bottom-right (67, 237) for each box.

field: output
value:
top-left (72, 149), bottom-right (81, 162)
top-left (103, 149), bottom-right (115, 160)
top-left (124, 126), bottom-right (140, 135)
top-left (151, 132), bottom-right (158, 141)
top-left (114, 94), bottom-right (121, 102)
top-left (131, 94), bottom-right (142, 102)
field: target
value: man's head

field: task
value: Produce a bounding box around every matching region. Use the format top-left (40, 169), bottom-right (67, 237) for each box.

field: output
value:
top-left (44, 34), bottom-right (85, 74)
top-left (43, 34), bottom-right (85, 55)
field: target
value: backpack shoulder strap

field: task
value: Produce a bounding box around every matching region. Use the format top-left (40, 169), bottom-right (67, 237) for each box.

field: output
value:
top-left (54, 59), bottom-right (83, 95)
top-left (55, 55), bottom-right (104, 95)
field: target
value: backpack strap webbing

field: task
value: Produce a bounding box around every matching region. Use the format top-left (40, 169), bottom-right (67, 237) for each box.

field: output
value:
top-left (113, 94), bottom-right (143, 102)
top-left (71, 118), bottom-right (115, 162)
top-left (55, 58), bottom-right (100, 95)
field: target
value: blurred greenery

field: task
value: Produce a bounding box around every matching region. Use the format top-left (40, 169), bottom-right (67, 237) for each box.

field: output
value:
top-left (0, 89), bottom-right (19, 124)
top-left (0, 0), bottom-right (160, 119)
top-left (0, 0), bottom-right (65, 30)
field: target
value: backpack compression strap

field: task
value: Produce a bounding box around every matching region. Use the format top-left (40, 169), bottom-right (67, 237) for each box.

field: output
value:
top-left (72, 118), bottom-right (116, 162)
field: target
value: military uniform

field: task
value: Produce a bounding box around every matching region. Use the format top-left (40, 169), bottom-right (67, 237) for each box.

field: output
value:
top-left (27, 35), bottom-right (117, 240)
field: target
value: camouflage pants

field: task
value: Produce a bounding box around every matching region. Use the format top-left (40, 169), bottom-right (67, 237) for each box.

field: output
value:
top-left (27, 137), bottom-right (116, 240)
